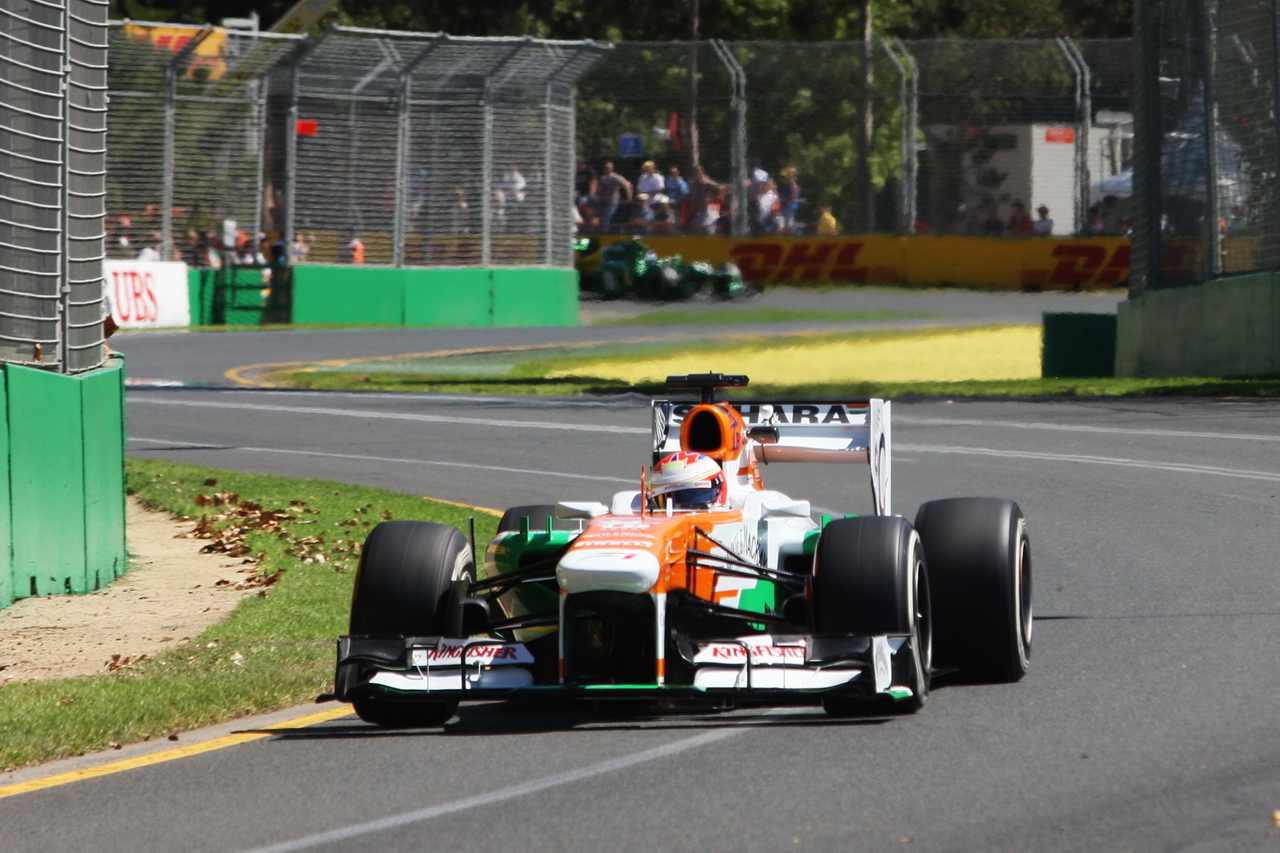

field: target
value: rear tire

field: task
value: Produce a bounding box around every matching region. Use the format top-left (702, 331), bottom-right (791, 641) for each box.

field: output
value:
top-left (346, 521), bottom-right (473, 726)
top-left (914, 498), bottom-right (1031, 683)
top-left (812, 516), bottom-right (931, 716)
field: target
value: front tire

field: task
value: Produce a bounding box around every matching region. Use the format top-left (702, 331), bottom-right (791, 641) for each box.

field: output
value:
top-left (812, 516), bottom-right (931, 716)
top-left (914, 498), bottom-right (1031, 683)
top-left (345, 521), bottom-right (474, 726)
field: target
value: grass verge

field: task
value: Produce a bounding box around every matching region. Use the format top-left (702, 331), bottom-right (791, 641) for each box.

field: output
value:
top-left (271, 324), bottom-right (1280, 399)
top-left (0, 458), bottom-right (497, 773)
top-left (590, 307), bottom-right (942, 326)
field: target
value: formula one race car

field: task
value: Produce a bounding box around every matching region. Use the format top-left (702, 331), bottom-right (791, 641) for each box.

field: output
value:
top-left (332, 373), bottom-right (1031, 726)
top-left (574, 236), bottom-right (750, 301)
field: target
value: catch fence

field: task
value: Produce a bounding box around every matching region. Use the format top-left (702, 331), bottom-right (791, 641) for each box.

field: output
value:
top-left (576, 38), bottom-right (1134, 240)
top-left (98, 29), bottom-right (1137, 272)
top-left (1, 0), bottom-right (110, 374)
top-left (103, 23), bottom-right (609, 269)
top-left (1132, 0), bottom-right (1280, 292)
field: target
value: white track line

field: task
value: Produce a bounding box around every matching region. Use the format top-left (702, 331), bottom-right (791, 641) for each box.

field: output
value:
top-left (129, 395), bottom-right (1280, 444)
top-left (243, 726), bottom-right (742, 853)
top-left (128, 438), bottom-right (636, 485)
top-left (898, 416), bottom-right (1280, 443)
top-left (130, 435), bottom-right (1280, 486)
top-left (127, 397), bottom-right (648, 435)
top-left (902, 443), bottom-right (1280, 483)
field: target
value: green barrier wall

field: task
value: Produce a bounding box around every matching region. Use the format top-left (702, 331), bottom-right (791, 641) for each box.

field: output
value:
top-left (189, 268), bottom-right (215, 326)
top-left (292, 265), bottom-right (579, 327)
top-left (0, 359), bottom-right (126, 608)
top-left (0, 371), bottom-right (9, 608)
top-left (404, 268), bottom-right (491, 326)
top-left (1041, 313), bottom-right (1117, 378)
top-left (492, 268), bottom-right (580, 326)
top-left (1116, 273), bottom-right (1280, 377)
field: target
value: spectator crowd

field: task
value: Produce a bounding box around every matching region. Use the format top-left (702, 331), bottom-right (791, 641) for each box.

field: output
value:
top-left (105, 159), bottom-right (1140, 270)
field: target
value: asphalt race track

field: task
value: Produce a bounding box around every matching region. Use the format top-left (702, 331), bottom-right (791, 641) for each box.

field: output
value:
top-left (6, 300), bottom-right (1279, 852)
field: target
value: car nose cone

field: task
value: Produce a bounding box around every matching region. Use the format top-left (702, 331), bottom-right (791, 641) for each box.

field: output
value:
top-left (557, 549), bottom-right (661, 594)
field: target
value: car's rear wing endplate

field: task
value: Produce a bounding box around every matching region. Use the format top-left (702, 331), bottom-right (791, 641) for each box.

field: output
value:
top-left (653, 398), bottom-right (892, 515)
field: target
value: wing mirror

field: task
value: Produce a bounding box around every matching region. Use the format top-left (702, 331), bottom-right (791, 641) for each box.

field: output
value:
top-left (748, 426), bottom-right (779, 444)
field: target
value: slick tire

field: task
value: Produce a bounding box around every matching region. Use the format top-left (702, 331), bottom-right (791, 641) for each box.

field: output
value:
top-left (346, 521), bottom-right (473, 727)
top-left (812, 516), bottom-right (931, 716)
top-left (914, 498), bottom-right (1031, 684)
top-left (599, 269), bottom-right (625, 300)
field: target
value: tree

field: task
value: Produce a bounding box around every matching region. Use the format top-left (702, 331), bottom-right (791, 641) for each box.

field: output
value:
top-left (109, 0), bottom-right (1132, 40)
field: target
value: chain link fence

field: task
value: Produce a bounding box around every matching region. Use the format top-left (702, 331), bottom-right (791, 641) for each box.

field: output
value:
top-left (290, 28), bottom-right (608, 268)
top-left (104, 22), bottom-right (301, 265)
top-left (98, 31), bottom-right (1134, 275)
top-left (1132, 0), bottom-right (1280, 292)
top-left (574, 39), bottom-right (1133, 241)
top-left (1, 0), bottom-right (109, 374)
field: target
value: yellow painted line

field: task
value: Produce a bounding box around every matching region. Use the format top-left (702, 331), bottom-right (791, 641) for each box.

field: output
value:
top-left (223, 341), bottom-right (609, 388)
top-left (0, 705), bottom-right (354, 800)
top-left (423, 494), bottom-right (501, 516)
top-left (222, 332), bottom-right (703, 388)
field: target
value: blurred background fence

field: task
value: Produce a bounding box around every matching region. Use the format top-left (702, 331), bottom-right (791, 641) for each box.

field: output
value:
top-left (103, 26), bottom-right (1139, 268)
top-left (105, 23), bottom-right (609, 269)
top-left (1131, 0), bottom-right (1280, 293)
top-left (1, 0), bottom-right (110, 374)
top-left (579, 39), bottom-right (1134, 240)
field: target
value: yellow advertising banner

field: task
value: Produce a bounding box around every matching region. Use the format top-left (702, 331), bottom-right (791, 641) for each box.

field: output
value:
top-left (593, 234), bottom-right (1130, 291)
top-left (123, 25), bottom-right (229, 79)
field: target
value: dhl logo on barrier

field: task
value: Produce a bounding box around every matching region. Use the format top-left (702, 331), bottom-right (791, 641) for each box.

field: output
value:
top-left (730, 240), bottom-right (901, 285)
top-left (594, 235), bottom-right (1131, 291)
top-left (1021, 242), bottom-right (1130, 289)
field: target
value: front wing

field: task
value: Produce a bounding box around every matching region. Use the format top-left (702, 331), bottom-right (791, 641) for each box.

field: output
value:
top-left (336, 632), bottom-right (922, 706)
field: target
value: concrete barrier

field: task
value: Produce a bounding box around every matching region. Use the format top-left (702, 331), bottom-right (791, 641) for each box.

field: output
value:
top-left (1116, 273), bottom-right (1280, 377)
top-left (292, 266), bottom-right (579, 327)
top-left (1042, 313), bottom-right (1117, 378)
top-left (589, 234), bottom-right (1130, 290)
top-left (0, 358), bottom-right (126, 609)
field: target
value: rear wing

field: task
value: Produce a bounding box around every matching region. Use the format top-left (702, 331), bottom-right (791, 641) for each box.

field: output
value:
top-left (652, 399), bottom-right (892, 516)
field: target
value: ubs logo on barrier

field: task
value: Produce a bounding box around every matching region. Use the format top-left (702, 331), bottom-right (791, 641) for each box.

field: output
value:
top-left (728, 241), bottom-right (899, 285)
top-left (111, 269), bottom-right (159, 322)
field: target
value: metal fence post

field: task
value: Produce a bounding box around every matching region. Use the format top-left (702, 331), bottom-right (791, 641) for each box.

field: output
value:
top-left (1200, 0), bottom-right (1221, 279)
top-left (1058, 37), bottom-right (1091, 235)
top-left (57, 0), bottom-right (70, 370)
top-left (481, 40), bottom-right (528, 266)
top-left (393, 39), bottom-right (441, 268)
top-left (901, 39), bottom-right (919, 234)
top-left (284, 43), bottom-right (302, 251)
top-left (544, 49), bottom-right (581, 265)
top-left (711, 40), bottom-right (747, 237)
top-left (882, 39), bottom-right (914, 234)
top-left (1072, 40), bottom-right (1092, 238)
top-left (161, 28), bottom-right (212, 262)
top-left (251, 76), bottom-right (267, 240)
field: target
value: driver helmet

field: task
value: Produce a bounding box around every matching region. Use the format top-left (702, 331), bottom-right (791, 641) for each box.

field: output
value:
top-left (649, 451), bottom-right (725, 509)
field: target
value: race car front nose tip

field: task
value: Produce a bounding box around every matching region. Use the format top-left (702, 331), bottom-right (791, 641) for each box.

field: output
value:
top-left (556, 549), bottom-right (661, 594)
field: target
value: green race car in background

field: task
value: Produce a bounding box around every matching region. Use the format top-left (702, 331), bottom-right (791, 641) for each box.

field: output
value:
top-left (575, 236), bottom-right (751, 301)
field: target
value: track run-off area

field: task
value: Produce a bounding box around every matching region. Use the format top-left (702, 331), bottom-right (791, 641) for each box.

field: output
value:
top-left (6, 295), bottom-right (1278, 853)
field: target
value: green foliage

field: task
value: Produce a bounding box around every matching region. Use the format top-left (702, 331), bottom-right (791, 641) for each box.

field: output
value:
top-left (112, 0), bottom-right (1131, 42)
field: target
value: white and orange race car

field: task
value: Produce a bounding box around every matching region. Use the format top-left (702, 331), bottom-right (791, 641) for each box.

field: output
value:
top-left (332, 373), bottom-right (1032, 726)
